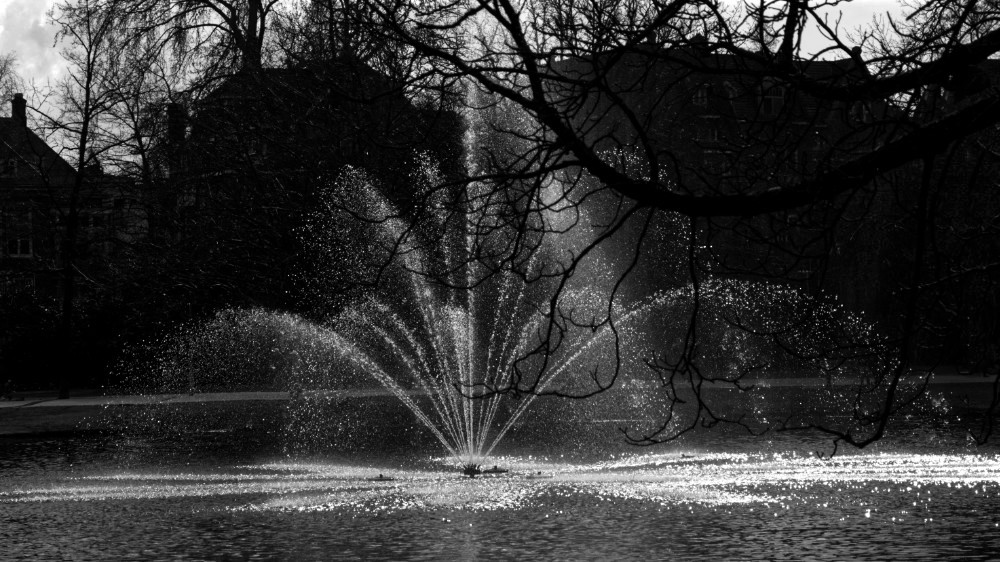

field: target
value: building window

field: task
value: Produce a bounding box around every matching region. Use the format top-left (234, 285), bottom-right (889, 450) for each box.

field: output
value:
top-left (692, 84), bottom-right (710, 107)
top-left (697, 115), bottom-right (721, 142)
top-left (2, 210), bottom-right (33, 258)
top-left (793, 149), bottom-right (811, 170)
top-left (761, 85), bottom-right (786, 116)
top-left (6, 237), bottom-right (31, 258)
top-left (722, 82), bottom-right (739, 111)
top-left (0, 273), bottom-right (35, 298)
top-left (697, 125), bottom-right (719, 142)
top-left (851, 101), bottom-right (873, 123)
top-left (703, 150), bottom-right (727, 174)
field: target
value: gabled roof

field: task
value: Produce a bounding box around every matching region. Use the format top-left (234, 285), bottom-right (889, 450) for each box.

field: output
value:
top-left (173, 59), bottom-right (431, 180)
top-left (549, 41), bottom-right (867, 99)
top-left (547, 42), bottom-right (877, 132)
top-left (193, 59), bottom-right (408, 123)
top-left (0, 117), bottom-right (77, 191)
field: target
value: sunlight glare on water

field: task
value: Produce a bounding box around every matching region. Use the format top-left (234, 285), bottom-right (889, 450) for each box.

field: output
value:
top-left (4, 446), bottom-right (1000, 560)
top-left (5, 451), bottom-right (998, 512)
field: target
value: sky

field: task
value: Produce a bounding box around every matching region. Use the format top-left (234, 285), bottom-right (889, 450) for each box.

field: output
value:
top-left (0, 0), bottom-right (62, 88)
top-left (0, 0), bottom-right (901, 93)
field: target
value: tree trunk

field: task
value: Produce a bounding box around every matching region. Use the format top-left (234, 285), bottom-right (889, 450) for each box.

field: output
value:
top-left (242, 0), bottom-right (263, 72)
top-left (57, 202), bottom-right (79, 399)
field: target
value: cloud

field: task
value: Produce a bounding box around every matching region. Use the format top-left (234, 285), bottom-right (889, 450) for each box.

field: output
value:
top-left (0, 0), bottom-right (63, 85)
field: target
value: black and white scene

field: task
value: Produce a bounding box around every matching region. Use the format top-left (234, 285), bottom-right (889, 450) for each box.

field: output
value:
top-left (2, 0), bottom-right (1000, 559)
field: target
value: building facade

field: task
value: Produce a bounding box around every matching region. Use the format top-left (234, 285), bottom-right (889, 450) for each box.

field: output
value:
top-left (0, 93), bottom-right (135, 301)
top-left (549, 42), bottom-right (893, 311)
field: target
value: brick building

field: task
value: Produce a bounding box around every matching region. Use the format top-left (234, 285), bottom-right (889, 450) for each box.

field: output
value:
top-left (147, 61), bottom-right (463, 312)
top-left (549, 41), bottom-right (893, 311)
top-left (0, 93), bottom-right (136, 301)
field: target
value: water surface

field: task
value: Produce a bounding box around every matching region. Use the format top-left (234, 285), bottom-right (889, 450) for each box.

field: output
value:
top-left (3, 427), bottom-right (999, 561)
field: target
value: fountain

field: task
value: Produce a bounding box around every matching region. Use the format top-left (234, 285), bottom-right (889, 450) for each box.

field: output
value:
top-left (97, 132), bottom-right (925, 481)
top-left (5, 25), bottom-right (1000, 562)
top-left (134, 162), bottom-right (860, 471)
top-left (6, 142), bottom-right (1000, 562)
top-left (127, 256), bottom-right (898, 473)
top-left (150, 161), bottom-right (671, 470)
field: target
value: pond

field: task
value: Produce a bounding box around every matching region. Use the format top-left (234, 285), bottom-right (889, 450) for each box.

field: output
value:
top-left (3, 396), bottom-right (1000, 561)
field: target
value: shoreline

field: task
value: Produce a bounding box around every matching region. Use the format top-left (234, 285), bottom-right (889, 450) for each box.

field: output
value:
top-left (1, 373), bottom-right (995, 437)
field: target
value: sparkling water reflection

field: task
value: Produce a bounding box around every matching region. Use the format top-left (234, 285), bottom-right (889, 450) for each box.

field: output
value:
top-left (3, 443), bottom-right (1000, 560)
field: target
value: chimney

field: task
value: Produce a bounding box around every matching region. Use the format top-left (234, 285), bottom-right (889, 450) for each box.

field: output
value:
top-left (165, 102), bottom-right (187, 177)
top-left (166, 102), bottom-right (186, 147)
top-left (11, 93), bottom-right (26, 125)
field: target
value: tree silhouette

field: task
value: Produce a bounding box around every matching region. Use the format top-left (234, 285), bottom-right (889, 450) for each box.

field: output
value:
top-left (366, 0), bottom-right (1000, 450)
